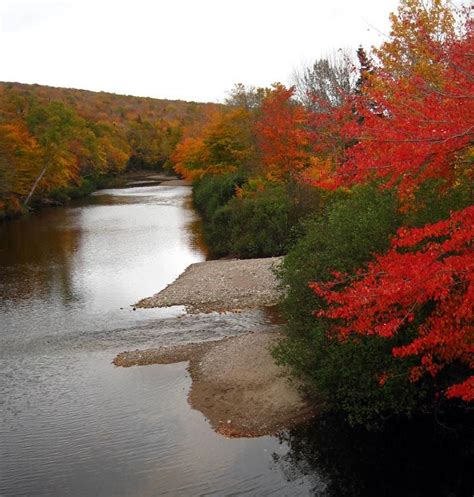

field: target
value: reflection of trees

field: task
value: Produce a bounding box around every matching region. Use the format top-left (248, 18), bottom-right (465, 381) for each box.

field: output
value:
top-left (183, 195), bottom-right (208, 257)
top-left (274, 413), bottom-right (474, 497)
top-left (0, 207), bottom-right (81, 304)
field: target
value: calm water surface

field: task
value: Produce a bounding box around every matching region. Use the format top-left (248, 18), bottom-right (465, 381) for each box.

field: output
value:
top-left (0, 183), bottom-right (319, 497)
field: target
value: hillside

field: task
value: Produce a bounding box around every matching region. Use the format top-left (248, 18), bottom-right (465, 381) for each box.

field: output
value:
top-left (0, 81), bottom-right (219, 218)
top-left (0, 82), bottom-right (217, 124)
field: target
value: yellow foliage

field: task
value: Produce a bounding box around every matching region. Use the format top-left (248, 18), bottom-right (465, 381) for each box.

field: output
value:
top-left (171, 107), bottom-right (256, 179)
top-left (374, 0), bottom-right (456, 85)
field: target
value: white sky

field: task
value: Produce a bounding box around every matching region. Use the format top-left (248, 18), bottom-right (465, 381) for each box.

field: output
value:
top-left (0, 0), bottom-right (401, 103)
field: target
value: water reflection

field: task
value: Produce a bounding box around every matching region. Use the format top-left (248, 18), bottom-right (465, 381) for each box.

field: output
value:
top-left (0, 208), bottom-right (81, 303)
top-left (0, 184), bottom-right (206, 339)
top-left (275, 414), bottom-right (474, 497)
top-left (183, 195), bottom-right (208, 257)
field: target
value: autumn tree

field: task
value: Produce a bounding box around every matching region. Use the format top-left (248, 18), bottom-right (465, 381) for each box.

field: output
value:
top-left (25, 100), bottom-right (91, 203)
top-left (0, 122), bottom-right (41, 214)
top-left (172, 136), bottom-right (209, 180)
top-left (373, 0), bottom-right (457, 84)
top-left (322, 27), bottom-right (474, 200)
top-left (255, 84), bottom-right (311, 181)
top-left (305, 4), bottom-right (473, 404)
top-left (173, 107), bottom-right (256, 179)
top-left (127, 118), bottom-right (171, 169)
top-left (225, 83), bottom-right (268, 110)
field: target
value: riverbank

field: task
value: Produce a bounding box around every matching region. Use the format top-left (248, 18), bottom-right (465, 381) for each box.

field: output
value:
top-left (114, 331), bottom-right (313, 437)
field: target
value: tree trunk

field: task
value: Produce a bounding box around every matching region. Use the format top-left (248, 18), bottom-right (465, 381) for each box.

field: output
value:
top-left (24, 165), bottom-right (48, 207)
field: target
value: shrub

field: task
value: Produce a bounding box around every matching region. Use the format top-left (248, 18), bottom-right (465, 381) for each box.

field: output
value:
top-left (273, 185), bottom-right (429, 427)
top-left (205, 184), bottom-right (293, 258)
top-left (193, 171), bottom-right (246, 221)
top-left (194, 173), bottom-right (329, 259)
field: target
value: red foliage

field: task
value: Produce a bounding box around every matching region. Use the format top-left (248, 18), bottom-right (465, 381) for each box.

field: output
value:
top-left (255, 84), bottom-right (311, 181)
top-left (310, 206), bottom-right (474, 401)
top-left (297, 94), bottom-right (359, 187)
top-left (313, 29), bottom-right (474, 200)
top-left (305, 16), bottom-right (474, 403)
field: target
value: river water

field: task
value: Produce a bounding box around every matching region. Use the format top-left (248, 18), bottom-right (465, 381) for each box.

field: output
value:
top-left (1, 180), bottom-right (472, 497)
top-left (0, 181), bottom-right (320, 496)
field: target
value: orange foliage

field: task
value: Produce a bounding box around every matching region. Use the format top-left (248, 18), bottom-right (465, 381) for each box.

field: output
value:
top-left (172, 107), bottom-right (255, 179)
top-left (255, 84), bottom-right (311, 181)
top-left (0, 82), bottom-right (217, 216)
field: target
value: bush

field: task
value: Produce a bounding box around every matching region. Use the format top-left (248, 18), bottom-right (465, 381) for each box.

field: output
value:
top-left (193, 171), bottom-right (247, 221)
top-left (405, 179), bottom-right (472, 228)
top-left (273, 185), bottom-right (430, 427)
top-left (206, 185), bottom-right (293, 258)
top-left (194, 173), bottom-right (329, 259)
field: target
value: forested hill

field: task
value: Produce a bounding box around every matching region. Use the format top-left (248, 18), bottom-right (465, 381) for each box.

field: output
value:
top-left (0, 81), bottom-right (219, 219)
top-left (1, 82), bottom-right (215, 124)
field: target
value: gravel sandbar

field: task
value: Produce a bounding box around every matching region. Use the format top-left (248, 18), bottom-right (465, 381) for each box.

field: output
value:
top-left (136, 257), bottom-right (283, 313)
top-left (119, 256), bottom-right (312, 436)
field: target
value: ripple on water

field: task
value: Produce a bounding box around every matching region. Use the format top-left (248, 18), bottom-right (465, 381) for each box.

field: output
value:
top-left (0, 353), bottom-right (317, 497)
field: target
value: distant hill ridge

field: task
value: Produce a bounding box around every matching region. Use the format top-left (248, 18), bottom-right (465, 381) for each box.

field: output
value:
top-left (0, 81), bottom-right (219, 125)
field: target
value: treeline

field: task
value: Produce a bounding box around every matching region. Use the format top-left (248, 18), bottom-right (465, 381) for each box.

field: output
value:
top-left (176, 0), bottom-right (473, 426)
top-left (0, 82), bottom-right (218, 218)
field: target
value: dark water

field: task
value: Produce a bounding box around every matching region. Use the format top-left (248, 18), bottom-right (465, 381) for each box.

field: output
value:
top-left (1, 181), bottom-right (472, 497)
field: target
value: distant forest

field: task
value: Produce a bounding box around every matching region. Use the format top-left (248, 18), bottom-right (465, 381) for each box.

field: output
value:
top-left (0, 81), bottom-right (219, 218)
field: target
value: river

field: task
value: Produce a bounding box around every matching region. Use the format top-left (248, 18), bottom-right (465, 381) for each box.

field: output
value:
top-left (0, 180), bottom-right (318, 496)
top-left (0, 179), bottom-right (471, 497)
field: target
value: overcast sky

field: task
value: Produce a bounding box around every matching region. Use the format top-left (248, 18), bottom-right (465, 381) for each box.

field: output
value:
top-left (1, 0), bottom-right (401, 103)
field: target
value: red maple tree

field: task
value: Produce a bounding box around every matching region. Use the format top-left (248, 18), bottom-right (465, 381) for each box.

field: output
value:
top-left (308, 18), bottom-right (473, 402)
top-left (318, 29), bottom-right (474, 200)
top-left (255, 84), bottom-right (311, 181)
top-left (310, 206), bottom-right (473, 401)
